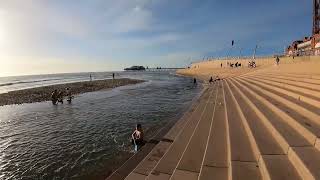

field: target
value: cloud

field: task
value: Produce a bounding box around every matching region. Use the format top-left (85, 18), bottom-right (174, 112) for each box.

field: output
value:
top-left (108, 5), bottom-right (152, 33)
top-left (0, 0), bottom-right (312, 75)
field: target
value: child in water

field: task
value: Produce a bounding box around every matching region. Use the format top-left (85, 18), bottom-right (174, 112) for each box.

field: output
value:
top-left (131, 124), bottom-right (144, 152)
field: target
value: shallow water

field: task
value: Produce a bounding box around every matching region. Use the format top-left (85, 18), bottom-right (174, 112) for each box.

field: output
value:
top-left (0, 71), bottom-right (200, 180)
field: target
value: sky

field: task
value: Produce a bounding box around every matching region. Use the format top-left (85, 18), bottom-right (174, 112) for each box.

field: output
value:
top-left (0, 0), bottom-right (311, 76)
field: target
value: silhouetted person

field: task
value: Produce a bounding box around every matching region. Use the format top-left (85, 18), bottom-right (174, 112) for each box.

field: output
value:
top-left (57, 91), bottom-right (64, 104)
top-left (90, 74), bottom-right (92, 81)
top-left (51, 89), bottom-right (58, 105)
top-left (276, 56), bottom-right (280, 65)
top-left (112, 73), bottom-right (115, 79)
top-left (193, 78), bottom-right (197, 84)
top-left (66, 88), bottom-right (72, 103)
top-left (131, 124), bottom-right (144, 152)
top-left (221, 63), bottom-right (222, 68)
top-left (209, 76), bottom-right (213, 84)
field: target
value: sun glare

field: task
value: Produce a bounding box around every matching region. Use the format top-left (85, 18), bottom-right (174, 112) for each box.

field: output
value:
top-left (0, 11), bottom-right (6, 48)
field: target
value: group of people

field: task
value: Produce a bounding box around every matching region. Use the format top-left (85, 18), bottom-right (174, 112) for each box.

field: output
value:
top-left (51, 88), bottom-right (73, 105)
top-left (248, 61), bottom-right (257, 68)
top-left (209, 75), bottom-right (221, 84)
top-left (227, 61), bottom-right (242, 68)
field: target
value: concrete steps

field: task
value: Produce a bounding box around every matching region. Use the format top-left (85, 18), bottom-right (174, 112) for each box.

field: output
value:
top-left (225, 79), bottom-right (306, 180)
top-left (237, 76), bottom-right (320, 116)
top-left (147, 86), bottom-right (217, 180)
top-left (245, 76), bottom-right (320, 107)
top-left (243, 76), bottom-right (320, 110)
top-left (233, 78), bottom-right (320, 145)
top-left (249, 74), bottom-right (320, 91)
top-left (110, 69), bottom-right (320, 180)
top-left (171, 83), bottom-right (219, 179)
top-left (198, 82), bottom-right (230, 180)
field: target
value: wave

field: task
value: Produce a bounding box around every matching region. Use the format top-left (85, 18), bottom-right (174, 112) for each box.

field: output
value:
top-left (0, 78), bottom-right (63, 87)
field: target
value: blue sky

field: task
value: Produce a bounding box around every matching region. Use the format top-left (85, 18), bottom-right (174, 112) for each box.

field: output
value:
top-left (0, 0), bottom-right (311, 75)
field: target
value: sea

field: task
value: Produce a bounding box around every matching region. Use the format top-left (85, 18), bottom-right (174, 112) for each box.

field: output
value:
top-left (0, 71), bottom-right (201, 180)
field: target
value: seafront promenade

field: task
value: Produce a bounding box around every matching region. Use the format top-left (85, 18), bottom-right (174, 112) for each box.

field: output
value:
top-left (108, 56), bottom-right (320, 180)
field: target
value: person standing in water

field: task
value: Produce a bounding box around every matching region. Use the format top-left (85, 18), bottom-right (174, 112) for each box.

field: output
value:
top-left (51, 89), bottom-right (58, 105)
top-left (90, 74), bottom-right (92, 81)
top-left (193, 78), bottom-right (197, 84)
top-left (112, 73), bottom-right (115, 79)
top-left (131, 124), bottom-right (144, 152)
top-left (66, 87), bottom-right (72, 102)
top-left (57, 90), bottom-right (64, 104)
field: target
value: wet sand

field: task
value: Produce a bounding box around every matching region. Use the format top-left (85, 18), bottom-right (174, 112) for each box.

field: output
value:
top-left (0, 78), bottom-right (144, 106)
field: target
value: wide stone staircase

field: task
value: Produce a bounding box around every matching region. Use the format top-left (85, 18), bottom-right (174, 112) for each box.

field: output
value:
top-left (108, 71), bottom-right (320, 180)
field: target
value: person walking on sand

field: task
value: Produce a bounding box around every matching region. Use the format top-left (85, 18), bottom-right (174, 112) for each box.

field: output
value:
top-left (131, 124), bottom-right (144, 152)
top-left (276, 56), bottom-right (280, 65)
top-left (221, 63), bottom-right (222, 68)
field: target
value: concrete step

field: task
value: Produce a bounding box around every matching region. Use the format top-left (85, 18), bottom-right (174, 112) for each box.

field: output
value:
top-left (233, 77), bottom-right (319, 145)
top-left (266, 73), bottom-right (320, 84)
top-left (243, 76), bottom-right (320, 111)
top-left (226, 79), bottom-right (286, 155)
top-left (225, 80), bottom-right (263, 179)
top-left (232, 162), bottom-right (262, 180)
top-left (248, 74), bottom-right (320, 91)
top-left (230, 78), bottom-right (311, 147)
top-left (170, 169), bottom-right (199, 180)
top-left (147, 87), bottom-right (216, 179)
top-left (247, 75), bottom-right (320, 96)
top-left (223, 80), bottom-right (258, 162)
top-left (199, 166), bottom-right (229, 180)
top-left (171, 84), bottom-right (219, 178)
top-left (237, 76), bottom-right (320, 116)
top-left (198, 82), bottom-right (230, 180)
top-left (260, 155), bottom-right (302, 180)
top-left (288, 147), bottom-right (320, 180)
top-left (237, 77), bottom-right (320, 142)
top-left (233, 80), bottom-right (316, 179)
top-left (259, 72), bottom-right (320, 82)
top-left (246, 76), bottom-right (320, 103)
top-left (223, 80), bottom-right (262, 180)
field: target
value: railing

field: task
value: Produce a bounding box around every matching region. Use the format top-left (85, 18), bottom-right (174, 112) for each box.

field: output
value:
top-left (288, 48), bottom-right (320, 56)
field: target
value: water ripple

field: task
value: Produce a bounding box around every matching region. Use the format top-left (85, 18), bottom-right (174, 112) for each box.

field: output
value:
top-left (0, 72), bottom-right (200, 179)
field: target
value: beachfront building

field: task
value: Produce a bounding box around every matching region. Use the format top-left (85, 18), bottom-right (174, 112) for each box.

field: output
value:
top-left (286, 0), bottom-right (320, 56)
